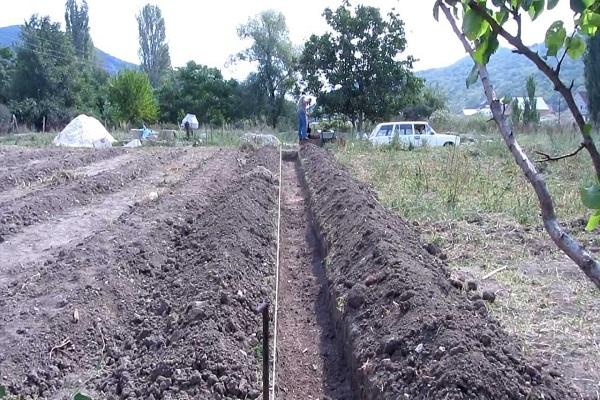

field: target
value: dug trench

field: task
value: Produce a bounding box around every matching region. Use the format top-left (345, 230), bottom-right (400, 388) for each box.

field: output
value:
top-left (291, 144), bottom-right (580, 399)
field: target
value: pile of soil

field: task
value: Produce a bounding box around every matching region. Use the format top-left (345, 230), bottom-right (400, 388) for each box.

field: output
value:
top-left (0, 147), bottom-right (280, 399)
top-left (298, 145), bottom-right (577, 399)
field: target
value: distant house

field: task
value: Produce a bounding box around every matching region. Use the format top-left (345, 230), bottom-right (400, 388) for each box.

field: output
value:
top-left (463, 96), bottom-right (554, 120)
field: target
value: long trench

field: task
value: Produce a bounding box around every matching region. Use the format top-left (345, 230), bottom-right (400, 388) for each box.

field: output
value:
top-left (275, 154), bottom-right (352, 399)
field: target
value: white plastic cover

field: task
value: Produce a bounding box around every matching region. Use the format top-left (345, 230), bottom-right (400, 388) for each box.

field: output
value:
top-left (53, 115), bottom-right (115, 148)
top-left (181, 114), bottom-right (199, 130)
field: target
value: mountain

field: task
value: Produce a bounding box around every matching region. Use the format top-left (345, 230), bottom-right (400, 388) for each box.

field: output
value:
top-left (416, 44), bottom-right (585, 113)
top-left (0, 25), bottom-right (136, 75)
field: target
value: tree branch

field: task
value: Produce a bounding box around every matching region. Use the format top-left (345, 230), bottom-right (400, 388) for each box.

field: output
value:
top-left (440, 2), bottom-right (600, 289)
top-left (534, 144), bottom-right (585, 162)
top-left (467, 0), bottom-right (600, 180)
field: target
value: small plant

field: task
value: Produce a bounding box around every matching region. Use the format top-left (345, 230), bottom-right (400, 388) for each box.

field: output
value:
top-left (73, 393), bottom-right (92, 400)
top-left (0, 385), bottom-right (6, 398)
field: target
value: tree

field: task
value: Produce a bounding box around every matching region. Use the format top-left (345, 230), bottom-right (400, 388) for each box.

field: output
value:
top-left (157, 61), bottom-right (238, 125)
top-left (403, 85), bottom-right (447, 120)
top-left (511, 98), bottom-right (522, 126)
top-left (236, 10), bottom-right (296, 128)
top-left (12, 15), bottom-right (80, 128)
top-left (435, 0), bottom-right (600, 287)
top-left (585, 32), bottom-right (600, 123)
top-left (65, 0), bottom-right (94, 60)
top-left (108, 70), bottom-right (157, 124)
top-left (522, 75), bottom-right (539, 126)
top-left (137, 4), bottom-right (171, 87)
top-left (300, 3), bottom-right (421, 128)
top-left (0, 47), bottom-right (15, 103)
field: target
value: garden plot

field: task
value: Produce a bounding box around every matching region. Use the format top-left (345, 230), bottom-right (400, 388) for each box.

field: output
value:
top-left (0, 143), bottom-right (586, 399)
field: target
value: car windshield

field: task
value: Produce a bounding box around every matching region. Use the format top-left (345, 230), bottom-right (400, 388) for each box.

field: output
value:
top-left (376, 124), bottom-right (394, 137)
top-left (395, 124), bottom-right (412, 135)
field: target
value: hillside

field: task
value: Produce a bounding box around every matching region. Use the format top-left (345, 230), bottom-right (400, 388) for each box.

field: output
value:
top-left (417, 44), bottom-right (585, 113)
top-left (0, 25), bottom-right (136, 75)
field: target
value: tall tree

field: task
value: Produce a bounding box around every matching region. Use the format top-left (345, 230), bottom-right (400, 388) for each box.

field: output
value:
top-left (585, 33), bottom-right (600, 124)
top-left (522, 75), bottom-right (539, 126)
top-left (0, 47), bottom-right (15, 103)
top-left (12, 15), bottom-right (79, 128)
top-left (236, 10), bottom-right (297, 128)
top-left (65, 0), bottom-right (94, 60)
top-left (137, 4), bottom-right (171, 87)
top-left (300, 3), bottom-right (421, 128)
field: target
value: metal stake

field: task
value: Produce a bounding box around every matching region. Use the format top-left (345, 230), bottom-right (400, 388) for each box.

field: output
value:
top-left (256, 301), bottom-right (270, 400)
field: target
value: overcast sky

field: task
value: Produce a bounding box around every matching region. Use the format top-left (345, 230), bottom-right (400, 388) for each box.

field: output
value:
top-left (0, 0), bottom-right (576, 80)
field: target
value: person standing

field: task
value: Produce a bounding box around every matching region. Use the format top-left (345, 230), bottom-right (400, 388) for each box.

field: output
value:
top-left (297, 92), bottom-right (311, 141)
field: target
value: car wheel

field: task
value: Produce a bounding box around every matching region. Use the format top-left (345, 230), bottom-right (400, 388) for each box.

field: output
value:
top-left (443, 142), bottom-right (454, 147)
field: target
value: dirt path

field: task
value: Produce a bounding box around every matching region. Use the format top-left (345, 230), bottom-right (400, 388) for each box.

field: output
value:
top-left (276, 158), bottom-right (352, 399)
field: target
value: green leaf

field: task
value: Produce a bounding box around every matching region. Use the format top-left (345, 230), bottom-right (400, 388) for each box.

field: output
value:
top-left (0, 385), bottom-right (6, 398)
top-left (581, 10), bottom-right (600, 36)
top-left (584, 123), bottom-right (593, 135)
top-left (586, 210), bottom-right (600, 232)
top-left (545, 21), bottom-right (567, 57)
top-left (565, 35), bottom-right (587, 59)
top-left (529, 0), bottom-right (546, 20)
top-left (73, 393), bottom-right (92, 400)
top-left (547, 0), bottom-right (559, 9)
top-left (463, 8), bottom-right (490, 40)
top-left (581, 184), bottom-right (600, 209)
top-left (571, 0), bottom-right (594, 13)
top-left (466, 63), bottom-right (479, 88)
top-left (473, 33), bottom-right (500, 64)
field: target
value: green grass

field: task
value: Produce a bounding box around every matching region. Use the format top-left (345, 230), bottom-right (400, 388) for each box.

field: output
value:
top-left (336, 131), bottom-right (595, 226)
top-left (0, 133), bottom-right (55, 147)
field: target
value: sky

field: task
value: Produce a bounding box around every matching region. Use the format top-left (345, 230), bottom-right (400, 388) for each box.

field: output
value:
top-left (0, 0), bottom-right (576, 80)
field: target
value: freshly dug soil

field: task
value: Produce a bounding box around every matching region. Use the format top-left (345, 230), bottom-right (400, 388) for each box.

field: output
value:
top-left (0, 147), bottom-right (125, 191)
top-left (0, 146), bottom-right (280, 399)
top-left (299, 144), bottom-right (577, 399)
top-left (0, 149), bottom-right (182, 237)
top-left (276, 158), bottom-right (352, 399)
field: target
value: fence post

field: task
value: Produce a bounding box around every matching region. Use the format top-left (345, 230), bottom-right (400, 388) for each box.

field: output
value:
top-left (255, 301), bottom-right (269, 400)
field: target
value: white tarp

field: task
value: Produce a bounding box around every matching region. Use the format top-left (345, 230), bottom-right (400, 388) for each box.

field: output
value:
top-left (53, 115), bottom-right (115, 148)
top-left (181, 114), bottom-right (199, 130)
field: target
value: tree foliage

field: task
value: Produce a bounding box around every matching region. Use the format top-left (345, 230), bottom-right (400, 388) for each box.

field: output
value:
top-left (65, 0), bottom-right (94, 60)
top-left (523, 75), bottom-right (540, 125)
top-left (137, 4), bottom-right (171, 87)
top-left (0, 47), bottom-right (15, 104)
top-left (236, 10), bottom-right (296, 128)
top-left (300, 3), bottom-right (422, 127)
top-left (158, 61), bottom-right (240, 125)
top-left (511, 98), bottom-right (522, 125)
top-left (108, 70), bottom-right (157, 124)
top-left (11, 15), bottom-right (80, 128)
top-left (585, 32), bottom-right (600, 123)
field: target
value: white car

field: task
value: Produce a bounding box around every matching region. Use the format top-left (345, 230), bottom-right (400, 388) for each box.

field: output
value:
top-left (368, 121), bottom-right (460, 147)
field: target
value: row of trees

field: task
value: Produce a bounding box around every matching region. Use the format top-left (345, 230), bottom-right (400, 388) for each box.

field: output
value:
top-left (0, 1), bottom-right (444, 132)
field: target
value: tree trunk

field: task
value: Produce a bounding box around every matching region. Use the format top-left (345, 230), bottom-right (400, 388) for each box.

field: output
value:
top-left (441, 3), bottom-right (600, 289)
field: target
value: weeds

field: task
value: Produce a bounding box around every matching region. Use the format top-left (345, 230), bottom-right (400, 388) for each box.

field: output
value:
top-left (337, 132), bottom-right (594, 226)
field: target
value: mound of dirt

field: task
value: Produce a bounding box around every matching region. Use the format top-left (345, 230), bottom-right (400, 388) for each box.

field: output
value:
top-left (298, 144), bottom-right (577, 399)
top-left (240, 133), bottom-right (280, 150)
top-left (53, 115), bottom-right (115, 148)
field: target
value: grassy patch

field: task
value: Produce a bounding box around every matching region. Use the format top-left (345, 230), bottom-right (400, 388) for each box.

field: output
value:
top-left (337, 131), bottom-right (594, 226)
top-left (0, 133), bottom-right (54, 147)
top-left (336, 131), bottom-right (600, 395)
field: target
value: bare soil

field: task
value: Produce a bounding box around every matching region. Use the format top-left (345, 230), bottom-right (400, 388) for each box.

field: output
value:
top-left (298, 144), bottom-right (577, 399)
top-left (276, 156), bottom-right (351, 399)
top-left (0, 146), bottom-right (279, 399)
top-left (0, 144), bottom-right (590, 400)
